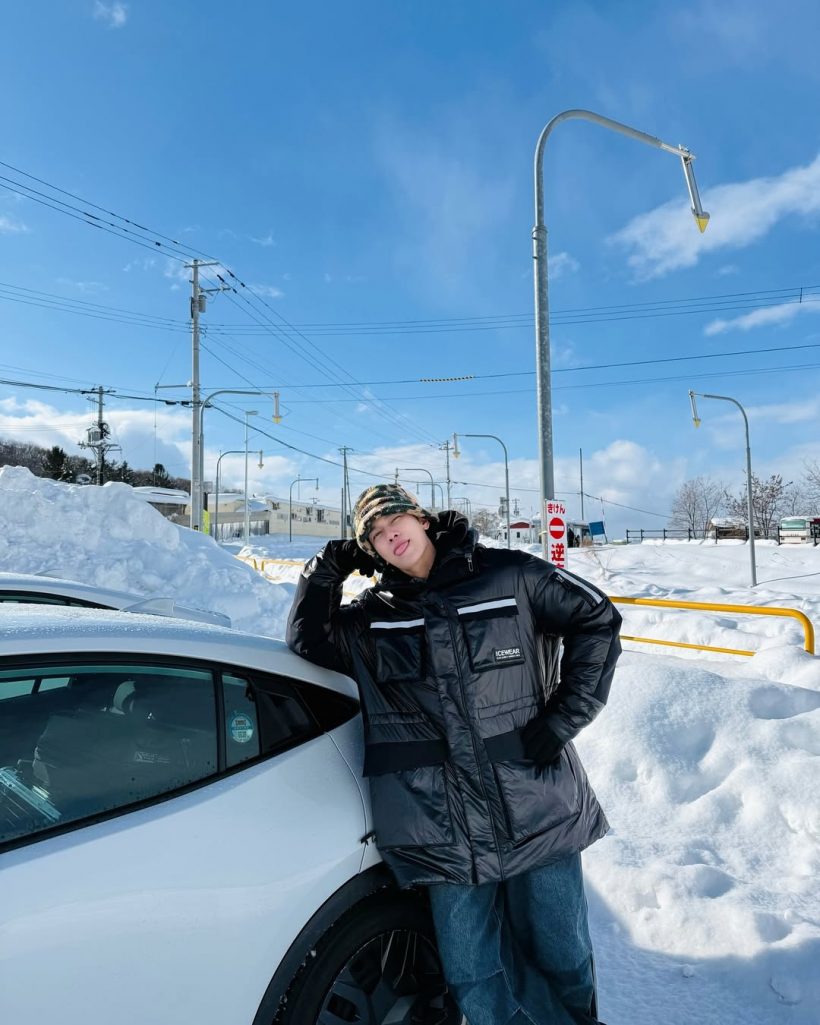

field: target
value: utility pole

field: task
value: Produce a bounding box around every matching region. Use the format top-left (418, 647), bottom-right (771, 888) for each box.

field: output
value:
top-left (440, 438), bottom-right (454, 509)
top-left (79, 385), bottom-right (117, 484)
top-left (187, 258), bottom-right (228, 531)
top-left (339, 446), bottom-right (352, 538)
top-left (96, 386), bottom-right (105, 485)
top-left (579, 448), bottom-right (585, 520)
top-left (190, 259), bottom-right (203, 531)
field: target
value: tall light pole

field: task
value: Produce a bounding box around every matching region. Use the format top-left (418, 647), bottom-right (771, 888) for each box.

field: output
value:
top-left (689, 390), bottom-right (757, 587)
top-left (454, 432), bottom-right (511, 548)
top-left (289, 476), bottom-right (319, 543)
top-left (195, 388), bottom-right (277, 530)
top-left (243, 411), bottom-right (259, 544)
top-left (396, 467), bottom-right (436, 509)
top-left (534, 109), bottom-right (709, 550)
top-left (214, 449), bottom-right (261, 542)
top-left (454, 496), bottom-right (472, 520)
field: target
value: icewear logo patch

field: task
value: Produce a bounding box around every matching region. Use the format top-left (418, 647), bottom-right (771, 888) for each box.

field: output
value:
top-left (494, 646), bottom-right (522, 663)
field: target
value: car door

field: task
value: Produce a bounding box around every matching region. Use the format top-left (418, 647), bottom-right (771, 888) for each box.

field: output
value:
top-left (0, 655), bottom-right (365, 1025)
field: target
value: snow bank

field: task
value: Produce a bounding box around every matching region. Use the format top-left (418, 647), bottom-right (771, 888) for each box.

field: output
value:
top-left (0, 467), bottom-right (291, 636)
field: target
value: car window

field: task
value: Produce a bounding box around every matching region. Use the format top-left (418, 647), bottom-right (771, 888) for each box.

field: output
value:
top-left (0, 662), bottom-right (217, 846)
top-left (222, 673), bottom-right (261, 767)
top-left (223, 671), bottom-right (319, 764)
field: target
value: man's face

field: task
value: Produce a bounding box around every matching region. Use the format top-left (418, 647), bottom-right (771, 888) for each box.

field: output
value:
top-left (369, 512), bottom-right (435, 578)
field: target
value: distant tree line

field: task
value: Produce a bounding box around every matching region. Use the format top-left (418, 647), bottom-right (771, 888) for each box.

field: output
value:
top-left (669, 462), bottom-right (820, 539)
top-left (0, 438), bottom-right (190, 492)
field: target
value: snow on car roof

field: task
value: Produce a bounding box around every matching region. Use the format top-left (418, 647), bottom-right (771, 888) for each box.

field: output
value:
top-left (0, 604), bottom-right (357, 699)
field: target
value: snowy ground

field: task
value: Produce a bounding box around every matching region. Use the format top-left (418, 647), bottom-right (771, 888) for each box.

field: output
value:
top-left (1, 467), bottom-right (818, 1025)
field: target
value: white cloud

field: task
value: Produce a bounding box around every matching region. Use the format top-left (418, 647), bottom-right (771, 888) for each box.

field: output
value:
top-left (56, 278), bottom-right (108, 294)
top-left (548, 251), bottom-right (580, 279)
top-left (93, 2), bottom-right (128, 29)
top-left (0, 214), bottom-right (28, 235)
top-left (376, 118), bottom-right (516, 301)
top-left (123, 257), bottom-right (157, 273)
top-left (250, 283), bottom-right (284, 300)
top-left (717, 264), bottom-right (739, 276)
top-left (610, 153), bottom-right (820, 279)
top-left (250, 233), bottom-right (275, 248)
top-left (748, 397), bottom-right (820, 426)
top-left (704, 298), bottom-right (820, 335)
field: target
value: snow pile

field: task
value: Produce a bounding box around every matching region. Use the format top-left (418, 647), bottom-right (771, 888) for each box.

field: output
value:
top-left (0, 467), bottom-right (290, 636)
top-left (0, 473), bottom-right (818, 1024)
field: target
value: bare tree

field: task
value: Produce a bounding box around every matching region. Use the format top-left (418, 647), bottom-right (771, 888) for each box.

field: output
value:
top-left (803, 460), bottom-right (820, 509)
top-left (669, 476), bottom-right (724, 537)
top-left (472, 507), bottom-right (501, 538)
top-left (725, 473), bottom-right (791, 539)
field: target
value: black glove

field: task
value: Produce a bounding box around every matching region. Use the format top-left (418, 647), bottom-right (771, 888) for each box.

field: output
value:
top-left (324, 538), bottom-right (376, 578)
top-left (521, 717), bottom-right (564, 768)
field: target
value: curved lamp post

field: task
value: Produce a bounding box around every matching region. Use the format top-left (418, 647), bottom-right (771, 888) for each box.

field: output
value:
top-left (214, 451), bottom-right (247, 545)
top-left (453, 433), bottom-right (511, 548)
top-left (534, 109), bottom-right (709, 550)
top-left (243, 411), bottom-right (259, 543)
top-left (453, 496), bottom-right (473, 520)
top-left (289, 476), bottom-right (319, 543)
top-left (396, 467), bottom-right (436, 509)
top-left (689, 390), bottom-right (757, 587)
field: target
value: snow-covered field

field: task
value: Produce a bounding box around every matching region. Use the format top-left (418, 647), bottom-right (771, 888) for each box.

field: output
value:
top-left (1, 466), bottom-right (818, 1025)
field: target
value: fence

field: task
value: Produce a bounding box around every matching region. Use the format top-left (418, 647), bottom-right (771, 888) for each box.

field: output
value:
top-left (625, 528), bottom-right (695, 542)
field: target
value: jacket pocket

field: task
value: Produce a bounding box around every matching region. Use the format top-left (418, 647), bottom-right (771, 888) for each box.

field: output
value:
top-left (371, 620), bottom-right (425, 683)
top-left (491, 748), bottom-right (581, 845)
top-left (369, 764), bottom-right (454, 848)
top-left (457, 597), bottom-right (525, 673)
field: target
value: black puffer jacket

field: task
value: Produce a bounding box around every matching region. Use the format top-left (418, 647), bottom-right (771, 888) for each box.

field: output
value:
top-left (287, 513), bottom-right (621, 887)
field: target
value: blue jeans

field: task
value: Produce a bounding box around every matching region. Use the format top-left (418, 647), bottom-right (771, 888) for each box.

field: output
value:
top-left (427, 853), bottom-right (598, 1025)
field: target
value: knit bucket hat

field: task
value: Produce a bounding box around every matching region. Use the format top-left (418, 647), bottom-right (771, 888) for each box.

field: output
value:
top-left (353, 483), bottom-right (431, 557)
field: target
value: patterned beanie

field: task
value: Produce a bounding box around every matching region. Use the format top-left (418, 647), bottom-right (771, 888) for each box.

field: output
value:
top-left (353, 483), bottom-right (430, 556)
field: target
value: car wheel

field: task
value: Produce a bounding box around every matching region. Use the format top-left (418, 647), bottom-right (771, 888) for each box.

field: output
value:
top-left (276, 890), bottom-right (463, 1025)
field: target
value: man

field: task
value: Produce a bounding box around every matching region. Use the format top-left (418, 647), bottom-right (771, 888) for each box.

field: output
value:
top-left (287, 483), bottom-right (621, 1025)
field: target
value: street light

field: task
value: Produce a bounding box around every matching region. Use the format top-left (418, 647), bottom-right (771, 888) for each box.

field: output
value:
top-left (453, 496), bottom-right (472, 520)
top-left (192, 388), bottom-right (278, 531)
top-left (289, 476), bottom-right (319, 543)
top-left (396, 467), bottom-right (436, 509)
top-left (453, 432), bottom-right (511, 548)
top-left (243, 411), bottom-right (259, 544)
top-left (688, 390), bottom-right (757, 587)
top-left (533, 109), bottom-right (709, 551)
top-left (214, 449), bottom-right (249, 542)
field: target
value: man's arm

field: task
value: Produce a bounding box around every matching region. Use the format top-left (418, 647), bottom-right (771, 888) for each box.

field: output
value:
top-left (286, 539), bottom-right (374, 674)
top-left (521, 560), bottom-right (621, 760)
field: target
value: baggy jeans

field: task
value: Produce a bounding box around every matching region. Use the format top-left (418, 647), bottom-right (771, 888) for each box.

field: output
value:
top-left (427, 852), bottom-right (599, 1025)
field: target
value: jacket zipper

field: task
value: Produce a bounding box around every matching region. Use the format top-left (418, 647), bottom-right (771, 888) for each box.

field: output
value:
top-left (441, 598), bottom-right (505, 881)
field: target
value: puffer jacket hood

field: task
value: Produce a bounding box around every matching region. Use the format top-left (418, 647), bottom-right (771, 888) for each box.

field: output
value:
top-left (287, 527), bottom-right (621, 888)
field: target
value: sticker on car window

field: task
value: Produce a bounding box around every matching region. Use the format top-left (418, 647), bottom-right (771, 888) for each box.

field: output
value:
top-left (229, 712), bottom-right (254, 744)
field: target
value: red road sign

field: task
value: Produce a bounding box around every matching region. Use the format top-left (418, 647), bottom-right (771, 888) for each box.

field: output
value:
top-left (548, 516), bottom-right (564, 539)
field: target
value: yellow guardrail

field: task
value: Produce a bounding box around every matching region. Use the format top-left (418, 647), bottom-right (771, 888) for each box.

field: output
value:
top-left (236, 556), bottom-right (305, 572)
top-left (610, 596), bottom-right (815, 657)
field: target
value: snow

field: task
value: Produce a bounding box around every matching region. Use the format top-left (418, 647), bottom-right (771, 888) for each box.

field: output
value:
top-left (1, 466), bottom-right (818, 1025)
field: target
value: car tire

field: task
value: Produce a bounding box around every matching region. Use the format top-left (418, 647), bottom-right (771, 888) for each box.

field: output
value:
top-left (276, 889), bottom-right (463, 1025)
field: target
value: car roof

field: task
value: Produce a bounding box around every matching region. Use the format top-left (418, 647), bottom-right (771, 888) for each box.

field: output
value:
top-left (0, 604), bottom-right (357, 700)
top-left (0, 572), bottom-right (231, 628)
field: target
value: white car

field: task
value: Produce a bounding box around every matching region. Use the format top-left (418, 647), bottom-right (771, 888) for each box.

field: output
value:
top-left (0, 571), bottom-right (231, 627)
top-left (0, 604), bottom-right (459, 1025)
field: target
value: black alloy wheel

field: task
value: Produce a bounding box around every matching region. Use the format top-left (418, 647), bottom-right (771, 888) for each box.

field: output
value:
top-left (278, 892), bottom-right (462, 1025)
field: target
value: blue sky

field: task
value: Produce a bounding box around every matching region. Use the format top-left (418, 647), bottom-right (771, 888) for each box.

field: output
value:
top-left (2, 1), bottom-right (820, 537)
